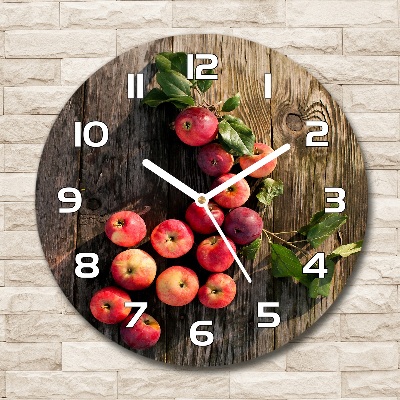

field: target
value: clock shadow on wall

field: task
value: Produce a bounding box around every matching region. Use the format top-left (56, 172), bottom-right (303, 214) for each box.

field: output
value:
top-left (35, 34), bottom-right (367, 367)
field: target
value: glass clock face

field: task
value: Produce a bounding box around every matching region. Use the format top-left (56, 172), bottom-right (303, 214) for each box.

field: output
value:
top-left (35, 34), bottom-right (368, 367)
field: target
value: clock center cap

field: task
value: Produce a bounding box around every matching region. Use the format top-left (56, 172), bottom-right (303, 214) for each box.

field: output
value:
top-left (195, 194), bottom-right (209, 208)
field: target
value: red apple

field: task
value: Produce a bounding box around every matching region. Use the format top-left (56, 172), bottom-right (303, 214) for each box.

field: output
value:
top-left (197, 143), bottom-right (234, 176)
top-left (174, 107), bottom-right (218, 146)
top-left (224, 207), bottom-right (263, 245)
top-left (185, 201), bottom-right (224, 235)
top-left (239, 143), bottom-right (277, 178)
top-left (120, 312), bottom-right (161, 350)
top-left (198, 273), bottom-right (236, 309)
top-left (156, 266), bottom-right (199, 306)
top-left (211, 173), bottom-right (250, 209)
top-left (151, 219), bottom-right (194, 258)
top-left (196, 235), bottom-right (236, 272)
top-left (111, 249), bottom-right (157, 291)
top-left (90, 286), bottom-right (131, 324)
top-left (105, 210), bottom-right (146, 247)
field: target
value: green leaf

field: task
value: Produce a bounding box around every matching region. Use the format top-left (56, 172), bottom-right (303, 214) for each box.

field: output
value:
top-left (308, 258), bottom-right (335, 298)
top-left (298, 210), bottom-right (326, 236)
top-left (155, 52), bottom-right (188, 76)
top-left (218, 115), bottom-right (255, 156)
top-left (156, 71), bottom-right (191, 97)
top-left (222, 93), bottom-right (241, 112)
top-left (270, 243), bottom-right (309, 285)
top-left (307, 214), bottom-right (347, 248)
top-left (142, 88), bottom-right (195, 109)
top-left (141, 88), bottom-right (169, 107)
top-left (242, 238), bottom-right (262, 260)
top-left (329, 240), bottom-right (363, 258)
top-left (196, 69), bottom-right (215, 93)
top-left (256, 178), bottom-right (284, 206)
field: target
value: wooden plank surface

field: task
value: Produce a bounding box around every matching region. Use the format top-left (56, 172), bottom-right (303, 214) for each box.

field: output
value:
top-left (36, 34), bottom-right (368, 366)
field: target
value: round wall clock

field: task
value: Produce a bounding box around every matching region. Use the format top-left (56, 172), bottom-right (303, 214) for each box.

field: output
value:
top-left (35, 34), bottom-right (367, 366)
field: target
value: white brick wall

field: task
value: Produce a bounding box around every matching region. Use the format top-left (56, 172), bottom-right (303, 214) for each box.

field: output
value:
top-left (0, 0), bottom-right (399, 398)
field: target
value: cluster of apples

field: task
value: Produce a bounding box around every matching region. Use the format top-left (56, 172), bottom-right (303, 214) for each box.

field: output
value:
top-left (89, 106), bottom-right (277, 350)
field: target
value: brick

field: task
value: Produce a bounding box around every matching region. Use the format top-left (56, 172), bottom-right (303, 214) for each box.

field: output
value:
top-left (345, 28), bottom-right (400, 55)
top-left (0, 32), bottom-right (4, 58)
top-left (290, 55), bottom-right (398, 84)
top-left (352, 255), bottom-right (400, 284)
top-left (342, 370), bottom-right (400, 397)
top-left (4, 144), bottom-right (43, 172)
top-left (232, 28), bottom-right (342, 55)
top-left (360, 141), bottom-right (400, 169)
top-left (0, 342), bottom-right (61, 370)
top-left (338, 342), bottom-right (398, 371)
top-left (61, 1), bottom-right (172, 29)
top-left (0, 287), bottom-right (61, 313)
top-left (341, 313), bottom-right (400, 341)
top-left (370, 198), bottom-right (400, 227)
top-left (4, 86), bottom-right (75, 115)
top-left (230, 371), bottom-right (340, 398)
top-left (6, 371), bottom-right (117, 399)
top-left (286, 342), bottom-right (339, 371)
top-left (294, 314), bottom-right (341, 342)
top-left (4, 202), bottom-right (36, 230)
top-left (0, 231), bottom-right (43, 258)
top-left (331, 284), bottom-right (398, 313)
top-left (0, 260), bottom-right (4, 286)
top-left (0, 315), bottom-right (5, 341)
top-left (0, 115), bottom-right (54, 144)
top-left (6, 313), bottom-right (104, 342)
top-left (287, 0), bottom-right (397, 27)
top-left (367, 170), bottom-right (397, 197)
top-left (4, 259), bottom-right (56, 286)
top-left (0, 3), bottom-right (59, 30)
top-left (62, 342), bottom-right (154, 371)
top-left (173, 1), bottom-right (285, 28)
top-left (0, 372), bottom-right (4, 398)
top-left (0, 173), bottom-right (36, 201)
top-left (61, 57), bottom-right (112, 86)
top-left (118, 370), bottom-right (229, 398)
top-left (0, 87), bottom-right (3, 115)
top-left (346, 112), bottom-right (400, 141)
top-left (0, 59), bottom-right (60, 86)
top-left (0, 144), bottom-right (3, 172)
top-left (361, 228), bottom-right (397, 255)
top-left (117, 28), bottom-right (233, 55)
top-left (343, 85), bottom-right (400, 112)
top-left (6, 30), bottom-right (116, 58)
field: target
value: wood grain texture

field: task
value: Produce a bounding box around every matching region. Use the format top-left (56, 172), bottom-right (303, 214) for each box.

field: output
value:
top-left (35, 34), bottom-right (368, 366)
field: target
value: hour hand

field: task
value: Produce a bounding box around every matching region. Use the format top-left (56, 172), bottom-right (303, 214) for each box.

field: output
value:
top-left (142, 159), bottom-right (200, 202)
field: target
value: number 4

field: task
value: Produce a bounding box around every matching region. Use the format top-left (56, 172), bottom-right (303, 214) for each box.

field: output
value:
top-left (302, 253), bottom-right (328, 278)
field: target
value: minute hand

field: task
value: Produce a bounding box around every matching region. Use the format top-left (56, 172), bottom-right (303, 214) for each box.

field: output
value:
top-left (205, 143), bottom-right (291, 199)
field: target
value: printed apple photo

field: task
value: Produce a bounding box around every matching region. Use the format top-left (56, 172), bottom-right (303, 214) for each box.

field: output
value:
top-left (36, 35), bottom-right (367, 366)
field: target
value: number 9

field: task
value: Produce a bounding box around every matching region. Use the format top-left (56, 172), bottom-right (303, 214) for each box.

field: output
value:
top-left (58, 187), bottom-right (82, 213)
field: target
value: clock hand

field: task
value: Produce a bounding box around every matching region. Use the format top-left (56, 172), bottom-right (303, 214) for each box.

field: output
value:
top-left (204, 143), bottom-right (291, 200)
top-left (204, 205), bottom-right (252, 284)
top-left (142, 159), bottom-right (200, 202)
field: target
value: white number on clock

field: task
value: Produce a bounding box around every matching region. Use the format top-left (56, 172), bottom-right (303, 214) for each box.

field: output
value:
top-left (325, 187), bottom-right (346, 212)
top-left (190, 320), bottom-right (213, 346)
top-left (58, 187), bottom-right (82, 213)
top-left (257, 302), bottom-right (280, 328)
top-left (124, 302), bottom-right (148, 327)
top-left (306, 121), bottom-right (329, 147)
top-left (127, 73), bottom-right (144, 99)
top-left (302, 253), bottom-right (328, 278)
top-left (75, 121), bottom-right (109, 148)
top-left (187, 54), bottom-right (218, 80)
top-left (75, 253), bottom-right (99, 278)
top-left (264, 73), bottom-right (272, 99)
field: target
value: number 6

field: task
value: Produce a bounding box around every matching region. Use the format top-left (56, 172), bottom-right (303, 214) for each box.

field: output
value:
top-left (190, 321), bottom-right (213, 346)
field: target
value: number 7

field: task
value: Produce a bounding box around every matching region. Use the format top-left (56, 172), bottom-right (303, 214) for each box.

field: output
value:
top-left (124, 302), bottom-right (147, 327)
